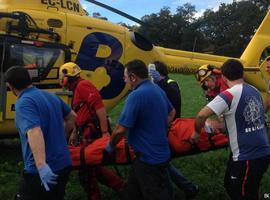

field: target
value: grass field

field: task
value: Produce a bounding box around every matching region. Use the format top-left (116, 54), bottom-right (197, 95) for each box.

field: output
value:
top-left (0, 74), bottom-right (269, 199)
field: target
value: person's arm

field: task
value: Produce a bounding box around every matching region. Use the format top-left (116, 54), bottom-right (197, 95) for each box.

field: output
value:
top-left (27, 126), bottom-right (46, 168)
top-left (83, 84), bottom-right (109, 135)
top-left (64, 110), bottom-right (77, 145)
top-left (27, 127), bottom-right (58, 191)
top-left (110, 124), bottom-right (128, 147)
top-left (168, 108), bottom-right (176, 125)
top-left (192, 90), bottom-right (231, 140)
top-left (159, 80), bottom-right (181, 118)
top-left (96, 107), bottom-right (109, 135)
top-left (64, 110), bottom-right (77, 137)
top-left (191, 106), bottom-right (215, 142)
top-left (169, 82), bottom-right (181, 117)
top-left (205, 117), bottom-right (226, 132)
top-left (105, 93), bottom-right (136, 152)
top-left (105, 124), bottom-right (128, 153)
top-left (264, 95), bottom-right (270, 113)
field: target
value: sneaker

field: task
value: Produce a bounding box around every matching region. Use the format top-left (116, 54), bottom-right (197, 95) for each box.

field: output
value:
top-left (185, 185), bottom-right (199, 200)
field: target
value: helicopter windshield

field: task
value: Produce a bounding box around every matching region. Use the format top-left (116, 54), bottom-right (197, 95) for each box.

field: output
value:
top-left (7, 44), bottom-right (61, 79)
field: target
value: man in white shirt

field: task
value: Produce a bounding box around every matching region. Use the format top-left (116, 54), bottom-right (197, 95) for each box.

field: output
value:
top-left (191, 59), bottom-right (270, 200)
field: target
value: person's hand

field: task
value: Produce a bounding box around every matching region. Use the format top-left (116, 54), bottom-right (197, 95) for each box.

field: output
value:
top-left (68, 131), bottom-right (78, 146)
top-left (38, 164), bottom-right (58, 191)
top-left (205, 118), bottom-right (226, 132)
top-left (190, 132), bottom-right (200, 144)
top-left (105, 141), bottom-right (115, 154)
top-left (102, 141), bottom-right (115, 164)
top-left (204, 121), bottom-right (214, 134)
top-left (149, 69), bottom-right (162, 82)
top-left (102, 131), bottom-right (110, 136)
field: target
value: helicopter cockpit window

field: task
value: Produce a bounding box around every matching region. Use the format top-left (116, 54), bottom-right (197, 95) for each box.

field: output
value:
top-left (7, 44), bottom-right (61, 81)
top-left (260, 47), bottom-right (270, 65)
top-left (130, 31), bottom-right (153, 51)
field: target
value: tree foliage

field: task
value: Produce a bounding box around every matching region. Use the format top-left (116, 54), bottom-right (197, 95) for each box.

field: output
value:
top-left (137, 0), bottom-right (269, 57)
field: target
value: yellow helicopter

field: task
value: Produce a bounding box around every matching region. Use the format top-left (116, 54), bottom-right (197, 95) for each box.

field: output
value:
top-left (0, 0), bottom-right (269, 136)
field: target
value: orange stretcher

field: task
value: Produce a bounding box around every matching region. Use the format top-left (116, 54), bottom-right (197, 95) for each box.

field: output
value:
top-left (69, 118), bottom-right (229, 167)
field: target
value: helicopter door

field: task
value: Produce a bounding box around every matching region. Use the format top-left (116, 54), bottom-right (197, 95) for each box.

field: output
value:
top-left (1, 36), bottom-right (71, 120)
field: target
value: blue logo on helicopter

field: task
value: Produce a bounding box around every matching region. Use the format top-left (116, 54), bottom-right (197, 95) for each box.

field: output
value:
top-left (75, 32), bottom-right (125, 99)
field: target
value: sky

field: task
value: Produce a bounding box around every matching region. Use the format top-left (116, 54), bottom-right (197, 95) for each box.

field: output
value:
top-left (81, 0), bottom-right (236, 25)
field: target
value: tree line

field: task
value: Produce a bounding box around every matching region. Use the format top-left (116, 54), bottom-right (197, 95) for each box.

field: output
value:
top-left (127, 0), bottom-right (270, 57)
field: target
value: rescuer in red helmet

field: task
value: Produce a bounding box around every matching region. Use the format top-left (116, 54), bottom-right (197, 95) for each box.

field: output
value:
top-left (196, 64), bottom-right (228, 102)
top-left (59, 62), bottom-right (125, 200)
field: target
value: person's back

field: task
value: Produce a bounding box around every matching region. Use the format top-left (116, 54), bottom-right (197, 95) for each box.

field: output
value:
top-left (107, 60), bottom-right (175, 200)
top-left (192, 59), bottom-right (270, 200)
top-left (15, 87), bottom-right (71, 172)
top-left (209, 83), bottom-right (270, 161)
top-left (149, 61), bottom-right (182, 118)
top-left (125, 80), bottom-right (170, 164)
top-left (159, 77), bottom-right (181, 118)
top-left (71, 79), bottom-right (103, 125)
top-left (6, 66), bottom-right (76, 200)
top-left (59, 62), bottom-right (125, 200)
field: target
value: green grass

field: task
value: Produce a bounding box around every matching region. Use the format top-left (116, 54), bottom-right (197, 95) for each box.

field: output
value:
top-left (0, 74), bottom-right (269, 199)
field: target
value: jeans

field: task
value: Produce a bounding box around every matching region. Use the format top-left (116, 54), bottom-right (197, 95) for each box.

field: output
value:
top-left (168, 164), bottom-right (197, 193)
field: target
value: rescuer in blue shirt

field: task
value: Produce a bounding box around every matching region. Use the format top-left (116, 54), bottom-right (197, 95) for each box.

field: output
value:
top-left (105, 60), bottom-right (176, 200)
top-left (5, 66), bottom-right (76, 200)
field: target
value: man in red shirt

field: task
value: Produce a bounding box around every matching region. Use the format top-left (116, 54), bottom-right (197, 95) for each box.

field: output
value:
top-left (59, 62), bottom-right (124, 200)
top-left (196, 64), bottom-right (228, 102)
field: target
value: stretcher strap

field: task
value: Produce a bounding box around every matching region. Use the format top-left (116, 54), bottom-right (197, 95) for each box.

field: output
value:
top-left (124, 140), bottom-right (132, 164)
top-left (80, 146), bottom-right (86, 167)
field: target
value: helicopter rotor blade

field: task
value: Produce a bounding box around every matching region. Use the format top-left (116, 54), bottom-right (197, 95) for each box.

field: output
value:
top-left (85, 0), bottom-right (146, 26)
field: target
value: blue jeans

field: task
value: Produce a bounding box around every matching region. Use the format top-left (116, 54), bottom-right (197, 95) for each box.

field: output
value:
top-left (168, 164), bottom-right (197, 192)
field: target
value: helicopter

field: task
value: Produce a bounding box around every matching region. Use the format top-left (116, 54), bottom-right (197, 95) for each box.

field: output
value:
top-left (0, 0), bottom-right (269, 136)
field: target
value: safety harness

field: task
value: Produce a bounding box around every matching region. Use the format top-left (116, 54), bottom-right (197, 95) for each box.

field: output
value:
top-left (167, 79), bottom-right (176, 84)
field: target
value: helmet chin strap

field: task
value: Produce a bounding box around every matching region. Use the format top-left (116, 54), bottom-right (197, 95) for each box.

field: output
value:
top-left (60, 76), bottom-right (69, 87)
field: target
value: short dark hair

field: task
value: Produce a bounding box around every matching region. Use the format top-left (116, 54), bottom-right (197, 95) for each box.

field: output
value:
top-left (4, 66), bottom-right (32, 90)
top-left (221, 59), bottom-right (243, 81)
top-left (125, 59), bottom-right (148, 79)
top-left (153, 61), bottom-right (168, 77)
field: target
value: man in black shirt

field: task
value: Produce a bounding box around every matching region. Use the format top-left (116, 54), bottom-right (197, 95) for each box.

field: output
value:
top-left (150, 61), bottom-right (181, 118)
top-left (149, 61), bottom-right (199, 199)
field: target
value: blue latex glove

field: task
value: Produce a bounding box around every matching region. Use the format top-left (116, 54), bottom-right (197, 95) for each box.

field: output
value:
top-left (149, 69), bottom-right (162, 82)
top-left (105, 141), bottom-right (114, 154)
top-left (38, 164), bottom-right (58, 191)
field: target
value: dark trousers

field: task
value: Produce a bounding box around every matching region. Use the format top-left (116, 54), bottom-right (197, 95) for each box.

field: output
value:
top-left (15, 167), bottom-right (71, 200)
top-left (224, 155), bottom-right (270, 200)
top-left (79, 166), bottom-right (125, 200)
top-left (121, 158), bottom-right (174, 200)
top-left (168, 164), bottom-right (197, 192)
